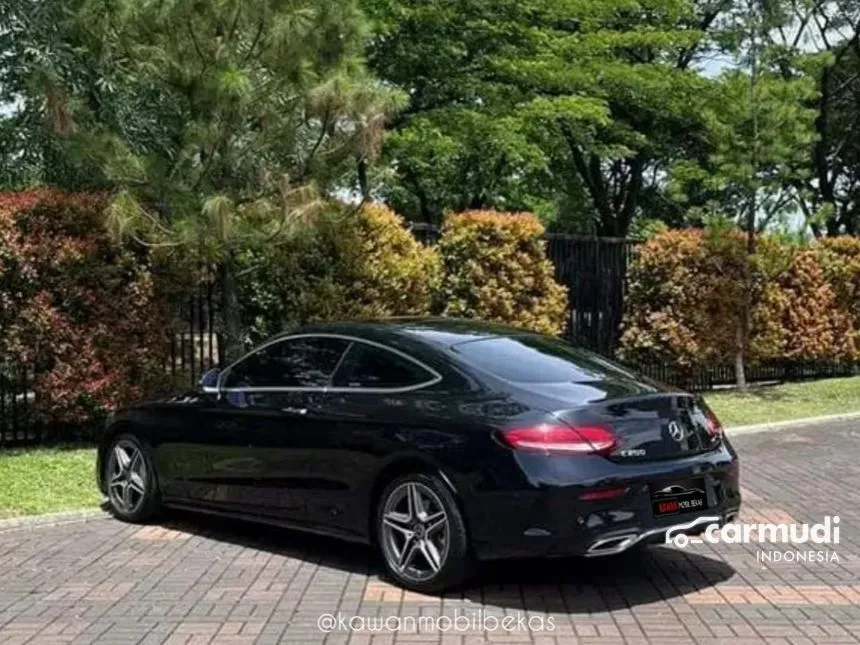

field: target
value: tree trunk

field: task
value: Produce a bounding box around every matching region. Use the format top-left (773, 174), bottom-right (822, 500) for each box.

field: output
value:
top-left (734, 322), bottom-right (747, 390)
top-left (357, 156), bottom-right (370, 200)
top-left (217, 253), bottom-right (244, 362)
top-left (738, 1), bottom-right (758, 391)
top-left (737, 207), bottom-right (756, 391)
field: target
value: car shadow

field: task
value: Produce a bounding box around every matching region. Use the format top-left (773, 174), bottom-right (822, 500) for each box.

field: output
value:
top-left (468, 547), bottom-right (735, 612)
top-left (154, 508), bottom-right (736, 613)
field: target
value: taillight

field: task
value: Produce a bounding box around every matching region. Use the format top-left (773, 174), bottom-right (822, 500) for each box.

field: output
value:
top-left (499, 424), bottom-right (616, 456)
top-left (705, 410), bottom-right (723, 439)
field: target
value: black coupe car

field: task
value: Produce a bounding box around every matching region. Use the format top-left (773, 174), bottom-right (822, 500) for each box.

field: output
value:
top-left (97, 318), bottom-right (741, 592)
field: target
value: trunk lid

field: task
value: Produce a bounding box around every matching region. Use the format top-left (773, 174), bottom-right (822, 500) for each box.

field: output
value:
top-left (553, 392), bottom-right (720, 461)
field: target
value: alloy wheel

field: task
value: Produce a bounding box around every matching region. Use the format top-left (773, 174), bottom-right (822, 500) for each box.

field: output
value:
top-left (107, 439), bottom-right (149, 515)
top-left (380, 481), bottom-right (450, 582)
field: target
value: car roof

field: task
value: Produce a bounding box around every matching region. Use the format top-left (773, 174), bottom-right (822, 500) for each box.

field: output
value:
top-left (286, 317), bottom-right (536, 349)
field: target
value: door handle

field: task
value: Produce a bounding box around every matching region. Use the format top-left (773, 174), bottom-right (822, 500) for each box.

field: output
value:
top-left (281, 406), bottom-right (308, 416)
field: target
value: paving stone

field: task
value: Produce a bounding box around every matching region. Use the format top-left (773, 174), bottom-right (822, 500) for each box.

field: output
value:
top-left (2, 421), bottom-right (860, 644)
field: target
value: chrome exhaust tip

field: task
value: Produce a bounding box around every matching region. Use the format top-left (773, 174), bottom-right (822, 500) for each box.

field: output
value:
top-left (586, 533), bottom-right (640, 557)
top-left (585, 515), bottom-right (726, 557)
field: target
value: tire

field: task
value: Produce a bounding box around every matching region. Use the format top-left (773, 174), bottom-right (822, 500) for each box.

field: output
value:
top-left (375, 472), bottom-right (473, 593)
top-left (104, 432), bottom-right (161, 523)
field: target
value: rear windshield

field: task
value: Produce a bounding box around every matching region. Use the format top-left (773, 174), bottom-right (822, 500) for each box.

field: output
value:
top-left (452, 335), bottom-right (637, 384)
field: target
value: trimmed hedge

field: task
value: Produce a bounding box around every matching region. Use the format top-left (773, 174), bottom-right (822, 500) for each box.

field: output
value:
top-left (0, 190), bottom-right (170, 425)
top-left (818, 236), bottom-right (860, 351)
top-left (238, 202), bottom-right (439, 342)
top-left (435, 211), bottom-right (568, 335)
top-left (619, 228), bottom-right (859, 369)
top-left (240, 206), bottom-right (568, 341)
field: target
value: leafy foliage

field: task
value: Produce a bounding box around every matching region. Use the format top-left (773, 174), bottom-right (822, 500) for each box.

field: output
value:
top-left (753, 250), bottom-right (855, 361)
top-left (238, 203), bottom-right (438, 342)
top-left (435, 211), bottom-right (568, 335)
top-left (364, 0), bottom-right (727, 235)
top-left (619, 230), bottom-right (726, 367)
top-left (0, 190), bottom-right (169, 424)
top-left (670, 70), bottom-right (818, 232)
top-left (816, 236), bottom-right (860, 350)
top-left (763, 1), bottom-right (860, 236)
top-left (0, 0), bottom-right (403, 358)
top-left (620, 228), bottom-right (858, 370)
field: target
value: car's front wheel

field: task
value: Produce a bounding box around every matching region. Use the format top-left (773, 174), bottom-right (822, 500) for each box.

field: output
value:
top-left (104, 433), bottom-right (161, 523)
top-left (376, 473), bottom-right (473, 593)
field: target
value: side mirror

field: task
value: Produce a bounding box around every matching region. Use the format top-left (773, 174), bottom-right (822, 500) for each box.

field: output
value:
top-left (199, 367), bottom-right (221, 392)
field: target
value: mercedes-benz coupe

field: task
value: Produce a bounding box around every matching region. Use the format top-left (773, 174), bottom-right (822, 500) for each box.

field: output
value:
top-left (98, 318), bottom-right (741, 592)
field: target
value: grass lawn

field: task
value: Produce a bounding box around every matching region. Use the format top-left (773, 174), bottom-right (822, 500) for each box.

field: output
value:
top-left (705, 375), bottom-right (860, 427)
top-left (0, 446), bottom-right (101, 519)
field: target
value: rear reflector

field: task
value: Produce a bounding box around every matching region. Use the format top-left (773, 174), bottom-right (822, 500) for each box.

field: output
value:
top-left (500, 424), bottom-right (616, 456)
top-left (579, 486), bottom-right (629, 501)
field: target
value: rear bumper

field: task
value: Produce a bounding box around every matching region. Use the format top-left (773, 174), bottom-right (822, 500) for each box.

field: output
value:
top-left (462, 440), bottom-right (741, 560)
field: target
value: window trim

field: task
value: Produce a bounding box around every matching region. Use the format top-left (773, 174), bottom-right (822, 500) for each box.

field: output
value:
top-left (214, 333), bottom-right (442, 395)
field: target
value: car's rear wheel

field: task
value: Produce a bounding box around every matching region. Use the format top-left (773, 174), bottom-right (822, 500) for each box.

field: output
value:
top-left (376, 473), bottom-right (473, 593)
top-left (104, 433), bottom-right (161, 523)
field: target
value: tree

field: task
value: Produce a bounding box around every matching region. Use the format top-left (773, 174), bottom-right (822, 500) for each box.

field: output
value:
top-left (686, 0), bottom-right (817, 387)
top-left (816, 42), bottom-right (860, 235)
top-left (0, 0), bottom-right (402, 358)
top-left (767, 0), bottom-right (860, 236)
top-left (363, 0), bottom-right (736, 236)
top-left (0, 0), bottom-right (107, 189)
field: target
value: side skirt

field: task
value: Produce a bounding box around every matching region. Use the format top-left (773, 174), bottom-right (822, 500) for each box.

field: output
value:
top-left (161, 500), bottom-right (372, 546)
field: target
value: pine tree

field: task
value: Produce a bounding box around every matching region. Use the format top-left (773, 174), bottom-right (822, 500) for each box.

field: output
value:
top-left (1, 0), bottom-right (403, 357)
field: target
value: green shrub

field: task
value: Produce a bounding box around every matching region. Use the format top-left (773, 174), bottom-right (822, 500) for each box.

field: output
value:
top-left (435, 210), bottom-right (568, 335)
top-left (0, 190), bottom-right (170, 426)
top-left (238, 202), bottom-right (439, 342)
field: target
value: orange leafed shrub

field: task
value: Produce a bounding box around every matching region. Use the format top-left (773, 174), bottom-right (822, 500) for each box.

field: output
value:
top-left (753, 251), bottom-right (855, 360)
top-left (435, 210), bottom-right (568, 335)
top-left (816, 236), bottom-right (860, 353)
top-left (619, 228), bottom-right (858, 368)
top-left (0, 190), bottom-right (170, 426)
top-left (618, 229), bottom-right (737, 366)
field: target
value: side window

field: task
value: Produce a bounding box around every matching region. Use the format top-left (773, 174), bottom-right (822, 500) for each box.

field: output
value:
top-left (332, 342), bottom-right (436, 389)
top-left (223, 337), bottom-right (349, 388)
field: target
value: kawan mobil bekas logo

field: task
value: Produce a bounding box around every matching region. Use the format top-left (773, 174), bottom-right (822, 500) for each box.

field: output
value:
top-left (666, 516), bottom-right (842, 563)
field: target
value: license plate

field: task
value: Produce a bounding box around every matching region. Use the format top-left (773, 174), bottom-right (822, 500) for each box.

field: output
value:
top-left (651, 479), bottom-right (707, 517)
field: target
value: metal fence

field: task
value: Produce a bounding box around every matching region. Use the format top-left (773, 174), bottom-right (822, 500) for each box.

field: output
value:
top-left (638, 360), bottom-right (858, 392)
top-left (545, 234), bottom-right (636, 356)
top-left (0, 365), bottom-right (42, 448)
top-left (0, 280), bottom-right (223, 449)
top-left (168, 278), bottom-right (223, 388)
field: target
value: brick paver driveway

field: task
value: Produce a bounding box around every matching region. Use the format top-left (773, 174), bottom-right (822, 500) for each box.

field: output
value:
top-left (1, 420), bottom-right (859, 644)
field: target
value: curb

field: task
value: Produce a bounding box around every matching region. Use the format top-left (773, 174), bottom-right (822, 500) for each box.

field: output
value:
top-left (725, 410), bottom-right (860, 436)
top-left (0, 506), bottom-right (109, 534)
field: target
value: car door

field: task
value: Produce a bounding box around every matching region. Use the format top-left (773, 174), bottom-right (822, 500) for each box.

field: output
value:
top-left (305, 341), bottom-right (443, 536)
top-left (194, 335), bottom-right (350, 522)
